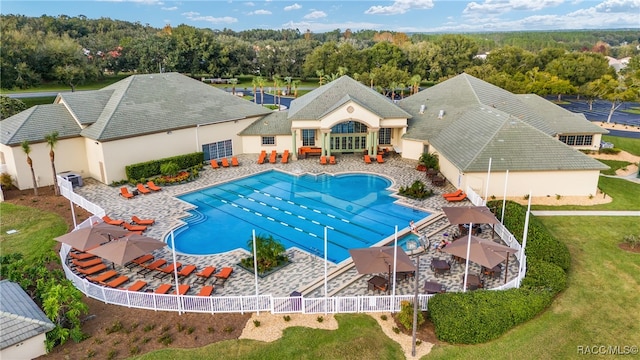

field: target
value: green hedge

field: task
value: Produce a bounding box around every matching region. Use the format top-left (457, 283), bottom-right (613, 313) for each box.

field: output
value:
top-left (429, 201), bottom-right (569, 344)
top-left (125, 152), bottom-right (203, 181)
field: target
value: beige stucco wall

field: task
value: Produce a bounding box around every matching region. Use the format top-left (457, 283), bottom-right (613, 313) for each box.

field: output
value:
top-left (400, 139), bottom-right (426, 160)
top-left (1, 333), bottom-right (48, 360)
top-left (555, 133), bottom-right (604, 151)
top-left (241, 135), bottom-right (293, 155)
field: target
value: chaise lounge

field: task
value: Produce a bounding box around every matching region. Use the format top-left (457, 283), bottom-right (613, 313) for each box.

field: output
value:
top-left (211, 159), bottom-right (220, 169)
top-left (221, 158), bottom-right (230, 167)
top-left (195, 266), bottom-right (216, 284)
top-left (131, 216), bottom-right (155, 225)
top-left (126, 280), bottom-right (147, 292)
top-left (102, 215), bottom-right (124, 226)
top-left (231, 157), bottom-right (240, 166)
top-left (364, 154), bottom-right (372, 164)
top-left (123, 222), bottom-right (147, 232)
top-left (146, 181), bottom-right (162, 191)
top-left (120, 187), bottom-right (135, 199)
top-left (136, 183), bottom-right (151, 195)
top-left (214, 267), bottom-right (233, 286)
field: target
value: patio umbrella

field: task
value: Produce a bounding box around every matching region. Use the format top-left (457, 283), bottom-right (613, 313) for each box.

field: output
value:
top-left (87, 234), bottom-right (166, 266)
top-left (349, 246), bottom-right (416, 293)
top-left (442, 235), bottom-right (516, 269)
top-left (55, 223), bottom-right (130, 251)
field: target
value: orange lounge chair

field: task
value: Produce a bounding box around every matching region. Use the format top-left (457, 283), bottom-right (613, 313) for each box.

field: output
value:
top-left (77, 263), bottom-right (107, 276)
top-left (376, 154), bottom-right (385, 163)
top-left (88, 270), bottom-right (118, 284)
top-left (195, 266), bottom-right (216, 284)
top-left (131, 216), bottom-right (155, 225)
top-left (211, 159), bottom-right (220, 169)
top-left (320, 156), bottom-right (327, 165)
top-left (443, 189), bottom-right (463, 199)
top-left (177, 264), bottom-right (197, 277)
top-left (72, 257), bottom-right (103, 268)
top-left (214, 267), bottom-right (233, 286)
top-left (231, 157), bottom-right (239, 166)
top-left (136, 183), bottom-right (151, 195)
top-left (221, 158), bottom-right (230, 167)
top-left (123, 222), bottom-right (147, 232)
top-left (175, 284), bottom-right (190, 295)
top-left (364, 155), bottom-right (372, 164)
top-left (155, 284), bottom-right (172, 294)
top-left (102, 215), bottom-right (124, 226)
top-left (104, 275), bottom-right (129, 288)
top-left (281, 150), bottom-right (289, 164)
top-left (69, 252), bottom-right (96, 260)
top-left (153, 262), bottom-right (182, 279)
top-left (140, 259), bottom-right (167, 273)
top-left (258, 150), bottom-right (266, 164)
top-left (329, 156), bottom-right (336, 165)
top-left (446, 193), bottom-right (467, 202)
top-left (126, 254), bottom-right (153, 269)
top-left (147, 181), bottom-right (162, 191)
top-left (120, 187), bottom-right (135, 199)
top-left (127, 280), bottom-right (147, 292)
top-left (198, 285), bottom-right (215, 296)
top-left (269, 150), bottom-right (277, 164)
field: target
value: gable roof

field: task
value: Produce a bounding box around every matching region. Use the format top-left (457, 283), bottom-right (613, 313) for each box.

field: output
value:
top-left (288, 75), bottom-right (411, 121)
top-left (239, 111), bottom-right (291, 136)
top-left (57, 89), bottom-right (114, 125)
top-left (1, 104), bottom-right (81, 146)
top-left (0, 280), bottom-right (55, 350)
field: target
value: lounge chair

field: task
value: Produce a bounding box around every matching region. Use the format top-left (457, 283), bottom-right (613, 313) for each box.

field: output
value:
top-left (214, 267), bottom-right (233, 286)
top-left (329, 156), bottom-right (336, 165)
top-left (442, 189), bottom-right (463, 198)
top-left (120, 187), bottom-right (135, 199)
top-left (221, 158), bottom-right (230, 167)
top-left (146, 181), bottom-right (162, 191)
top-left (87, 270), bottom-right (118, 284)
top-left (123, 222), bottom-right (147, 232)
top-left (127, 280), bottom-right (147, 292)
top-left (446, 193), bottom-right (467, 202)
top-left (104, 275), bottom-right (129, 288)
top-left (137, 259), bottom-right (167, 275)
top-left (197, 285), bottom-right (215, 296)
top-left (153, 262), bottom-right (182, 279)
top-left (269, 150), bottom-right (277, 164)
top-left (69, 252), bottom-right (96, 260)
top-left (376, 154), bottom-right (385, 163)
top-left (77, 263), bottom-right (107, 276)
top-left (102, 215), bottom-right (124, 226)
top-left (195, 266), bottom-right (216, 284)
top-left (72, 257), bottom-right (103, 268)
top-left (131, 216), bottom-right (155, 225)
top-left (177, 264), bottom-right (197, 277)
top-left (364, 155), bottom-right (372, 164)
top-left (175, 284), bottom-right (190, 295)
top-left (136, 183), bottom-right (151, 195)
top-left (258, 150), bottom-right (266, 164)
top-left (125, 254), bottom-right (154, 269)
top-left (155, 284), bottom-right (172, 294)
top-left (211, 159), bottom-right (220, 169)
top-left (320, 156), bottom-right (327, 165)
top-left (281, 150), bottom-right (289, 164)
top-left (231, 157), bottom-right (239, 166)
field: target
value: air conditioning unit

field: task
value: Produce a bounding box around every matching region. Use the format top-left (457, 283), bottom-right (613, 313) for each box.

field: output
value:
top-left (59, 172), bottom-right (83, 188)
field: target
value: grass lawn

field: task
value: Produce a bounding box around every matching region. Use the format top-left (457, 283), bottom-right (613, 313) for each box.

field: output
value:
top-left (1, 74), bottom-right (131, 94)
top-left (597, 159), bottom-right (634, 175)
top-left (602, 135), bottom-right (640, 156)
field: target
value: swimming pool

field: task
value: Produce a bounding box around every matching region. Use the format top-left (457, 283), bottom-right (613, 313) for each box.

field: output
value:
top-left (170, 170), bottom-right (430, 263)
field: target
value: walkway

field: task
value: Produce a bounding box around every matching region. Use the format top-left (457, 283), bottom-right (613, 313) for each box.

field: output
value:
top-left (72, 153), bottom-right (519, 297)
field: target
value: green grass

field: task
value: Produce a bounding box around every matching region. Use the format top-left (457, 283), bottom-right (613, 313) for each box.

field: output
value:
top-left (132, 314), bottom-right (405, 360)
top-left (597, 159), bottom-right (633, 175)
top-left (0, 74), bottom-right (131, 94)
top-left (621, 107), bottom-right (640, 115)
top-left (602, 135), bottom-right (640, 157)
top-left (0, 202), bottom-right (68, 261)
top-left (21, 96), bottom-right (57, 108)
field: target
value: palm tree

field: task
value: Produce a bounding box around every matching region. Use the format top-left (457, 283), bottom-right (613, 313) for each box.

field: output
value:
top-left (44, 131), bottom-right (60, 196)
top-left (251, 78), bottom-right (258, 104)
top-left (272, 75), bottom-right (281, 105)
top-left (292, 80), bottom-right (301, 98)
top-left (284, 76), bottom-right (292, 96)
top-left (316, 69), bottom-right (325, 86)
top-left (21, 141), bottom-right (38, 196)
top-left (410, 75), bottom-right (421, 95)
top-left (256, 76), bottom-right (265, 105)
top-left (229, 77), bottom-right (238, 95)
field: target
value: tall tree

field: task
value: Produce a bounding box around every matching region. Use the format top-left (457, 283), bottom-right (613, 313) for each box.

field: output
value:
top-left (21, 141), bottom-right (38, 196)
top-left (586, 75), bottom-right (638, 123)
top-left (0, 96), bottom-right (27, 120)
top-left (44, 131), bottom-right (60, 196)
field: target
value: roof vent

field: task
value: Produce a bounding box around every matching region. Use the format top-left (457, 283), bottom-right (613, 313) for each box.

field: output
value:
top-left (419, 105), bottom-right (425, 114)
top-left (438, 110), bottom-right (445, 119)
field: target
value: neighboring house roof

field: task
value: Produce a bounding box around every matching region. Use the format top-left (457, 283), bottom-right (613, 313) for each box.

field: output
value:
top-left (288, 75), bottom-right (412, 121)
top-left (78, 72), bottom-right (272, 141)
top-left (0, 104), bottom-right (81, 146)
top-left (0, 280), bottom-right (55, 350)
top-left (239, 111), bottom-right (291, 136)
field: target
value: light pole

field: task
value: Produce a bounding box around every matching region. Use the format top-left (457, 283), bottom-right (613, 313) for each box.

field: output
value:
top-left (406, 239), bottom-right (421, 357)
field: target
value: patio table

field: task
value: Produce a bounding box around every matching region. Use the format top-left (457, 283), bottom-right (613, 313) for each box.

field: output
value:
top-left (367, 275), bottom-right (388, 293)
top-left (424, 281), bottom-right (446, 294)
top-left (430, 259), bottom-right (451, 276)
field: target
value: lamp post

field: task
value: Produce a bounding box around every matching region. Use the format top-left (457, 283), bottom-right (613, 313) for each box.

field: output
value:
top-left (406, 239), bottom-right (420, 357)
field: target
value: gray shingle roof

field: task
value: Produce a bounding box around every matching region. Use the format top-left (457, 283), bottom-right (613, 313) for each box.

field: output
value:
top-left (57, 89), bottom-right (114, 125)
top-left (288, 75), bottom-right (412, 120)
top-left (239, 111), bottom-right (291, 136)
top-left (0, 104), bottom-right (81, 146)
top-left (78, 72), bottom-right (272, 141)
top-left (0, 280), bottom-right (55, 350)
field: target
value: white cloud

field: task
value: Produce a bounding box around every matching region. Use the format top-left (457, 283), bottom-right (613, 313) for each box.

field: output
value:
top-left (182, 12), bottom-right (238, 24)
top-left (245, 1), bottom-right (255, 6)
top-left (161, 6), bottom-right (177, 11)
top-left (365, 0), bottom-right (434, 15)
top-left (284, 3), bottom-right (302, 11)
top-left (250, 9), bottom-right (272, 15)
top-left (463, 0), bottom-right (565, 15)
top-left (303, 10), bottom-right (327, 19)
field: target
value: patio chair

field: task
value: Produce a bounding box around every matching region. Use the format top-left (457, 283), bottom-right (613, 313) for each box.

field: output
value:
top-left (446, 193), bottom-right (467, 202)
top-left (72, 257), bottom-right (103, 268)
top-left (146, 181), bottom-right (162, 191)
top-left (231, 157), bottom-right (240, 166)
top-left (120, 187), bottom-right (135, 199)
top-left (153, 262), bottom-right (182, 279)
top-left (131, 216), bottom-right (155, 225)
top-left (137, 259), bottom-right (167, 276)
top-left (329, 156), bottom-right (336, 165)
top-left (125, 254), bottom-right (154, 269)
top-left (195, 266), bottom-right (216, 284)
top-left (155, 284), bottom-right (172, 294)
top-left (122, 222), bottom-right (147, 232)
top-left (214, 266), bottom-right (233, 286)
top-left (269, 150), bottom-right (277, 164)
top-left (258, 150), bottom-right (266, 164)
top-left (364, 155), bottom-right (372, 164)
top-left (211, 159), bottom-right (220, 169)
top-left (281, 150), bottom-right (289, 164)
top-left (175, 284), bottom-right (190, 295)
top-left (87, 270), bottom-right (118, 284)
top-left (221, 158), bottom-right (230, 167)
top-left (126, 280), bottom-right (147, 292)
top-left (442, 189), bottom-right (463, 198)
top-left (197, 285), bottom-right (215, 296)
top-left (136, 183), bottom-right (151, 195)
top-left (104, 275), bottom-right (129, 288)
top-left (376, 154), bottom-right (385, 163)
top-left (102, 215), bottom-right (124, 226)
top-left (320, 156), bottom-right (327, 165)
top-left (69, 251), bottom-right (96, 261)
top-left (77, 263), bottom-right (107, 276)
top-left (177, 264), bottom-right (197, 277)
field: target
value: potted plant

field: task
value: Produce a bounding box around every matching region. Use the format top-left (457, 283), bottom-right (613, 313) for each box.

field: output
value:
top-left (418, 152), bottom-right (439, 171)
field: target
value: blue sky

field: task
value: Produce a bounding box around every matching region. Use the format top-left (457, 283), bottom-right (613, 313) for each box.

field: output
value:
top-left (2, 0), bottom-right (639, 33)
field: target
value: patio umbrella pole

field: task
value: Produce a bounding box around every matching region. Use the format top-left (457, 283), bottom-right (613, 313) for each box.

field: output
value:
top-left (253, 230), bottom-right (260, 315)
top-left (392, 226), bottom-right (398, 312)
top-left (324, 227), bottom-right (328, 313)
top-left (463, 222), bottom-right (473, 292)
top-left (171, 232), bottom-right (182, 315)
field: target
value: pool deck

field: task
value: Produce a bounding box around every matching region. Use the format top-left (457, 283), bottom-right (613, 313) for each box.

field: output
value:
top-left (72, 153), bottom-right (519, 297)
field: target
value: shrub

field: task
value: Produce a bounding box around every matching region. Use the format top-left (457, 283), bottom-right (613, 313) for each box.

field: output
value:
top-left (623, 234), bottom-right (640, 249)
top-left (521, 259), bottom-right (567, 294)
top-left (143, 324), bottom-right (155, 332)
top-left (187, 326), bottom-right (195, 334)
top-left (0, 173), bottom-right (14, 189)
top-left (86, 349), bottom-right (96, 358)
top-left (207, 326), bottom-right (215, 333)
top-left (317, 316), bottom-right (324, 323)
top-left (397, 300), bottom-right (424, 330)
top-left (158, 333), bottom-right (173, 346)
top-left (177, 323), bottom-right (185, 332)
top-left (398, 180), bottom-right (434, 199)
top-left (380, 314), bottom-right (388, 321)
top-left (253, 320), bottom-right (261, 327)
top-left (392, 327), bottom-right (400, 334)
top-left (223, 325), bottom-right (234, 333)
top-left (599, 148), bottom-right (620, 155)
top-left (129, 345), bottom-right (141, 356)
top-left (160, 162), bottom-right (180, 177)
top-left (283, 315), bottom-right (291, 322)
top-left (107, 350), bottom-right (118, 360)
top-left (418, 152), bottom-right (439, 170)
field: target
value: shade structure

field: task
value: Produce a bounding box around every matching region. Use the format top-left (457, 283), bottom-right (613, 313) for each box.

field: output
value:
top-left (87, 234), bottom-right (166, 266)
top-left (441, 206), bottom-right (499, 225)
top-left (442, 235), bottom-right (517, 269)
top-left (54, 223), bottom-right (130, 251)
top-left (349, 246), bottom-right (416, 274)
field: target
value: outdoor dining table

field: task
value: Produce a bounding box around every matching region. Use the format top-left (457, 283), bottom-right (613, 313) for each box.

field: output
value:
top-left (430, 259), bottom-right (451, 276)
top-left (465, 274), bottom-right (483, 290)
top-left (426, 168), bottom-right (438, 179)
top-left (482, 265), bottom-right (502, 278)
top-left (424, 281), bottom-right (446, 294)
top-left (396, 271), bottom-right (415, 281)
top-left (367, 275), bottom-right (389, 293)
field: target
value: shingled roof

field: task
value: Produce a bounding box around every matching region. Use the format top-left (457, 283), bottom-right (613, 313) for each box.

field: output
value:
top-left (288, 75), bottom-right (411, 121)
top-left (1, 104), bottom-right (81, 146)
top-left (0, 280), bottom-right (55, 350)
top-left (239, 111), bottom-right (291, 136)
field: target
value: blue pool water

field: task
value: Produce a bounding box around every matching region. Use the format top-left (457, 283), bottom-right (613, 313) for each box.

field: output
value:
top-left (170, 170), bottom-right (430, 263)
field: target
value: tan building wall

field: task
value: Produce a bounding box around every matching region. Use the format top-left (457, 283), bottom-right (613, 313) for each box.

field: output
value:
top-left (400, 139), bottom-right (426, 160)
top-left (1, 333), bottom-right (48, 360)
